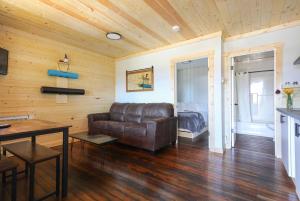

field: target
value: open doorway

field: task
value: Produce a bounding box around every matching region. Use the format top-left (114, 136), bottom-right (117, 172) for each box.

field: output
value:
top-left (175, 58), bottom-right (209, 141)
top-left (231, 51), bottom-right (275, 155)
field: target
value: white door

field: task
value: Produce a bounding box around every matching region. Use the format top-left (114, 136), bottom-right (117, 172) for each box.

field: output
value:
top-left (231, 58), bottom-right (237, 147)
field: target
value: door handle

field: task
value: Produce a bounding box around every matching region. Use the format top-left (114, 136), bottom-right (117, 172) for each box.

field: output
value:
top-left (280, 115), bottom-right (286, 123)
top-left (296, 123), bottom-right (300, 137)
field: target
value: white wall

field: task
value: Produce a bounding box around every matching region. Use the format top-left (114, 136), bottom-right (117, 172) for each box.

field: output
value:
top-left (115, 37), bottom-right (220, 103)
top-left (116, 35), bottom-right (224, 152)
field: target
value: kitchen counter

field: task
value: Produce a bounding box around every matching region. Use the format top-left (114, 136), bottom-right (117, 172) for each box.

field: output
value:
top-left (277, 108), bottom-right (300, 120)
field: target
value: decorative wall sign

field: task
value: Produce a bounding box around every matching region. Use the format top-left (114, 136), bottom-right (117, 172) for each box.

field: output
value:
top-left (126, 67), bottom-right (154, 92)
top-left (48, 69), bottom-right (79, 79)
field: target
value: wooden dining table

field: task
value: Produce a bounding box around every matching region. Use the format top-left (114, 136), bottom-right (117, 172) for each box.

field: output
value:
top-left (0, 119), bottom-right (71, 197)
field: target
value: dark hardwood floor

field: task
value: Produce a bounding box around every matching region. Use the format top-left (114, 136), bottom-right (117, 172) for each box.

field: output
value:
top-left (235, 133), bottom-right (275, 155)
top-left (0, 133), bottom-right (298, 201)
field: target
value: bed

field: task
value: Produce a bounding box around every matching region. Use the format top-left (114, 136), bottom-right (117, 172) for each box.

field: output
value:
top-left (177, 111), bottom-right (207, 138)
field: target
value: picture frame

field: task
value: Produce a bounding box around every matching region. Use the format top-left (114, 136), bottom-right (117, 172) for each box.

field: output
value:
top-left (126, 67), bottom-right (154, 92)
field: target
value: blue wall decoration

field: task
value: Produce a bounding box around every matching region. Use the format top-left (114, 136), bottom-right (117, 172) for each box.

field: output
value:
top-left (48, 69), bottom-right (79, 79)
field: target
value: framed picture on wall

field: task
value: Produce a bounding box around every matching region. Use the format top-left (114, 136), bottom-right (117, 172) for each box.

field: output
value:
top-left (126, 67), bottom-right (154, 92)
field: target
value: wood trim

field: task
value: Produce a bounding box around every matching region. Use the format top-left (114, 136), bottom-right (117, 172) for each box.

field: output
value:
top-left (223, 43), bottom-right (283, 158)
top-left (223, 43), bottom-right (283, 57)
top-left (116, 32), bottom-right (222, 61)
top-left (126, 67), bottom-right (154, 92)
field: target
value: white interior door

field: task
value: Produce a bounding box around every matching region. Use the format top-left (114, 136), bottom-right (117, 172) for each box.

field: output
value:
top-left (231, 58), bottom-right (237, 147)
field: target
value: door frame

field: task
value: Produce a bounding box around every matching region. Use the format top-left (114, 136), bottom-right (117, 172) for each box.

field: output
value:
top-left (230, 57), bottom-right (237, 147)
top-left (223, 43), bottom-right (283, 158)
top-left (170, 50), bottom-right (215, 150)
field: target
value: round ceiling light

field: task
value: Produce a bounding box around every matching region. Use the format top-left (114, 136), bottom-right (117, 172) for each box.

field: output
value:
top-left (172, 25), bottom-right (180, 32)
top-left (106, 32), bottom-right (122, 40)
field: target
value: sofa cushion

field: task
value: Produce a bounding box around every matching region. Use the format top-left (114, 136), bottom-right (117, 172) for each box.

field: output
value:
top-left (91, 121), bottom-right (111, 134)
top-left (107, 121), bottom-right (125, 138)
top-left (124, 122), bottom-right (147, 137)
top-left (110, 103), bottom-right (129, 122)
top-left (142, 103), bottom-right (174, 122)
top-left (124, 104), bottom-right (145, 123)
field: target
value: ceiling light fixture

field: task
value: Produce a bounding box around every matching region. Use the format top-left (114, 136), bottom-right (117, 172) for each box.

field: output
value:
top-left (172, 25), bottom-right (180, 32)
top-left (106, 32), bottom-right (122, 40)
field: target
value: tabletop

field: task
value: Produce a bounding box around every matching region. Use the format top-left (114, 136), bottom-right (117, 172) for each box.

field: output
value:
top-left (0, 119), bottom-right (71, 137)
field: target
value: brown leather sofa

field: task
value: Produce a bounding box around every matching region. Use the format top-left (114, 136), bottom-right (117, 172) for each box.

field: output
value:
top-left (88, 103), bottom-right (177, 152)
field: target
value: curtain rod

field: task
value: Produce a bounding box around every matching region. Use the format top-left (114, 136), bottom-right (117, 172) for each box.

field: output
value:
top-left (248, 69), bottom-right (274, 73)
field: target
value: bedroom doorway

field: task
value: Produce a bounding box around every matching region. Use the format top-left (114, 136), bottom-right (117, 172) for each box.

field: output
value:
top-left (231, 51), bottom-right (275, 155)
top-left (175, 58), bottom-right (209, 140)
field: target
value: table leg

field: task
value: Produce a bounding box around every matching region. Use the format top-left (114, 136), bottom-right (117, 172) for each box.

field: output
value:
top-left (31, 136), bottom-right (36, 145)
top-left (71, 138), bottom-right (74, 152)
top-left (62, 128), bottom-right (69, 197)
top-left (11, 168), bottom-right (17, 201)
top-left (2, 149), bottom-right (6, 184)
top-left (29, 164), bottom-right (35, 201)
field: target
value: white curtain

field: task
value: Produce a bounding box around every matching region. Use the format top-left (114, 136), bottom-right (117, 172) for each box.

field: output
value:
top-left (250, 71), bottom-right (274, 123)
top-left (236, 72), bottom-right (251, 122)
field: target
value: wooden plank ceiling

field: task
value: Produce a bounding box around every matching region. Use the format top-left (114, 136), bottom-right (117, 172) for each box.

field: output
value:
top-left (0, 0), bottom-right (300, 58)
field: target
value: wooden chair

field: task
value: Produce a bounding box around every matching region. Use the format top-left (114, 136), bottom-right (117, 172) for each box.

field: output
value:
top-left (0, 157), bottom-right (18, 201)
top-left (3, 141), bottom-right (60, 201)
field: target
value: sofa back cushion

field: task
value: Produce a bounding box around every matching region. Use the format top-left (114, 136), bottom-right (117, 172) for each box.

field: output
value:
top-left (142, 103), bottom-right (174, 122)
top-left (124, 104), bottom-right (145, 123)
top-left (109, 103), bottom-right (129, 122)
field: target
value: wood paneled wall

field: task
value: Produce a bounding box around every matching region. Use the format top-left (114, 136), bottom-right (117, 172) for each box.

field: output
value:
top-left (0, 25), bottom-right (115, 147)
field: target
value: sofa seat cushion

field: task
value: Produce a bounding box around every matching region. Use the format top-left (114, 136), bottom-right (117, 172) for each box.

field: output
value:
top-left (92, 121), bottom-right (125, 137)
top-left (124, 122), bottom-right (147, 137)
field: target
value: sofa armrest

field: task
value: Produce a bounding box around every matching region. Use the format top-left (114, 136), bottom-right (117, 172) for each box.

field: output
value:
top-left (145, 117), bottom-right (177, 151)
top-left (87, 112), bottom-right (110, 135)
top-left (88, 112), bottom-right (110, 121)
top-left (88, 112), bottom-right (110, 125)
